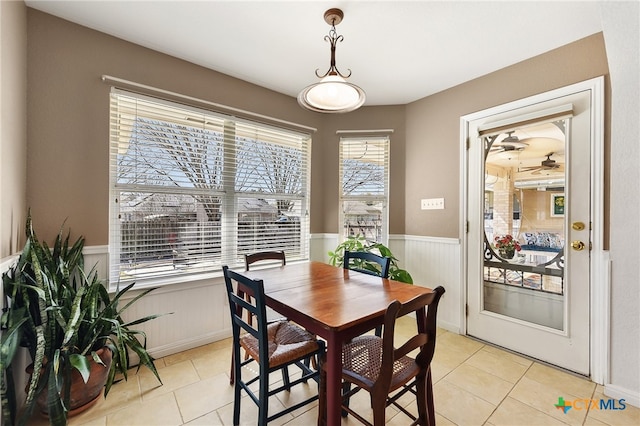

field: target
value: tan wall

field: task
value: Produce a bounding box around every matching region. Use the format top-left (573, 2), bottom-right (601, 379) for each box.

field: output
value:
top-left (405, 33), bottom-right (609, 239)
top-left (520, 190), bottom-right (564, 232)
top-left (25, 9), bottom-right (328, 244)
top-left (26, 10), bottom-right (608, 246)
top-left (316, 106), bottom-right (407, 234)
top-left (1, 0), bottom-right (28, 257)
top-left (26, 9), bottom-right (408, 244)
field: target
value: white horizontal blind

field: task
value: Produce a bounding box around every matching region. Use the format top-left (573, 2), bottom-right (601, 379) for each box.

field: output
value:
top-left (109, 90), bottom-right (310, 286)
top-left (339, 136), bottom-right (390, 243)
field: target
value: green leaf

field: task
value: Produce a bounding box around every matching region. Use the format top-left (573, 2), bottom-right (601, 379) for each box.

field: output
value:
top-left (90, 350), bottom-right (106, 367)
top-left (46, 356), bottom-right (66, 426)
top-left (68, 353), bottom-right (91, 383)
top-left (0, 316), bottom-right (27, 370)
top-left (23, 326), bottom-right (46, 409)
top-left (2, 363), bottom-right (17, 426)
top-left (390, 269), bottom-right (413, 284)
top-left (61, 285), bottom-right (86, 346)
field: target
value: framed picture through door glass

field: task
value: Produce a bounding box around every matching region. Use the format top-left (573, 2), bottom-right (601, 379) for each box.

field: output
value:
top-left (551, 193), bottom-right (565, 217)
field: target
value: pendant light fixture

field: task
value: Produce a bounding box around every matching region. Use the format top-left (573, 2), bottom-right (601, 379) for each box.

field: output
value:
top-left (297, 8), bottom-right (366, 113)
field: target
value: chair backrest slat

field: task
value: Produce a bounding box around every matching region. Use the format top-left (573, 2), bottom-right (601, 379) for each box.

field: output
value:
top-left (343, 250), bottom-right (391, 278)
top-left (245, 251), bottom-right (286, 271)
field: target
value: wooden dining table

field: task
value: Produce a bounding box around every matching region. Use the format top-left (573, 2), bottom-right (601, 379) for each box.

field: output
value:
top-left (242, 261), bottom-right (437, 426)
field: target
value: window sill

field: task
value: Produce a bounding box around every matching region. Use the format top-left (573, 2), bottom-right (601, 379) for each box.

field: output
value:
top-left (108, 259), bottom-right (311, 293)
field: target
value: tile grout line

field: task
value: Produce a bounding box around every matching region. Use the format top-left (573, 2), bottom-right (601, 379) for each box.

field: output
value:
top-left (171, 389), bottom-right (186, 426)
top-left (481, 356), bottom-right (535, 426)
top-left (581, 383), bottom-right (602, 426)
top-left (434, 338), bottom-right (486, 384)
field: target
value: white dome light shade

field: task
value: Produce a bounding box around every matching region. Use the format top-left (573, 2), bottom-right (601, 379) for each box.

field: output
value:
top-left (298, 8), bottom-right (366, 113)
top-left (298, 74), bottom-right (366, 113)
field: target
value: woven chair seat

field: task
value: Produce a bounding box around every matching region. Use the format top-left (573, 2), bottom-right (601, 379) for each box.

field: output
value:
top-left (240, 320), bottom-right (320, 368)
top-left (342, 335), bottom-right (419, 391)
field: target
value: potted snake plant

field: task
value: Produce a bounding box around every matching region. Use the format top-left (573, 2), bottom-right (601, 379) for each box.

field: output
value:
top-left (1, 213), bottom-right (167, 426)
top-left (328, 234), bottom-right (413, 283)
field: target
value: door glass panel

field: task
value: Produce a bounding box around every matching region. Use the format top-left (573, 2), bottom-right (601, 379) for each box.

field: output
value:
top-left (483, 121), bottom-right (566, 330)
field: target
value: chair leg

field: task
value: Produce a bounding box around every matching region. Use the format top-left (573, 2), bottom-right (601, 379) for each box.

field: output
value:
top-left (318, 357), bottom-right (327, 426)
top-left (302, 352), bottom-right (319, 384)
top-left (230, 346), bottom-right (247, 385)
top-left (374, 325), bottom-right (382, 337)
top-left (371, 392), bottom-right (387, 426)
top-left (425, 369), bottom-right (435, 426)
top-left (341, 382), bottom-right (351, 417)
top-left (415, 371), bottom-right (430, 426)
top-left (232, 370), bottom-right (242, 425)
top-left (258, 368), bottom-right (269, 426)
top-left (281, 365), bottom-right (291, 390)
top-left (229, 353), bottom-right (235, 385)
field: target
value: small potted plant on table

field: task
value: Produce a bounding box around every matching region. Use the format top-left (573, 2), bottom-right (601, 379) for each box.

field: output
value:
top-left (493, 234), bottom-right (521, 259)
top-left (328, 235), bottom-right (413, 283)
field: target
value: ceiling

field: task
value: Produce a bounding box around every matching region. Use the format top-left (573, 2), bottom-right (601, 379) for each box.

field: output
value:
top-left (25, 1), bottom-right (603, 107)
top-left (486, 122), bottom-right (566, 184)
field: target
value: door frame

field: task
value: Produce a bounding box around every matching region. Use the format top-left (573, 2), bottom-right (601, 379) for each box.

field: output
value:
top-left (459, 76), bottom-right (608, 383)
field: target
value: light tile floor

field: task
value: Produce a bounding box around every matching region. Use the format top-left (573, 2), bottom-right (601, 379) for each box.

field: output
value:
top-left (25, 318), bottom-right (639, 425)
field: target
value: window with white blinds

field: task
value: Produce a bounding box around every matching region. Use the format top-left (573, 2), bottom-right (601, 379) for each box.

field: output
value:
top-left (339, 136), bottom-right (389, 243)
top-left (109, 89), bottom-right (311, 287)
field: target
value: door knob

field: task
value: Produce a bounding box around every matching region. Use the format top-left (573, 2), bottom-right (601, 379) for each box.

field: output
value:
top-left (571, 240), bottom-right (585, 251)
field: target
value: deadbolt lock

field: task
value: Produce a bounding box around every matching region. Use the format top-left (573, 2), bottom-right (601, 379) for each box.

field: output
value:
top-left (571, 240), bottom-right (586, 251)
top-left (572, 222), bottom-right (586, 231)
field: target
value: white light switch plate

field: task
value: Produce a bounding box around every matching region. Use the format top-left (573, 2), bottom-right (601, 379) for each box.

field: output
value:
top-left (421, 198), bottom-right (445, 210)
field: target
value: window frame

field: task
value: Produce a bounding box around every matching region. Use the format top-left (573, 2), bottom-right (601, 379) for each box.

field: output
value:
top-left (338, 135), bottom-right (390, 245)
top-left (108, 89), bottom-right (311, 289)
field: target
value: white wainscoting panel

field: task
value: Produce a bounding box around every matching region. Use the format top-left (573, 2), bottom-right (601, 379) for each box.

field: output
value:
top-left (310, 233), bottom-right (337, 263)
top-left (403, 235), bottom-right (462, 333)
top-left (84, 245), bottom-right (109, 281)
top-left (119, 278), bottom-right (231, 359)
top-left (2, 237), bottom-right (462, 360)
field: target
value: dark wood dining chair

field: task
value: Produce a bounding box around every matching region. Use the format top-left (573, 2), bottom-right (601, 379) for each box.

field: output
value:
top-left (320, 286), bottom-right (446, 426)
top-left (223, 266), bottom-right (325, 426)
top-left (343, 250), bottom-right (391, 279)
top-left (229, 250), bottom-right (287, 385)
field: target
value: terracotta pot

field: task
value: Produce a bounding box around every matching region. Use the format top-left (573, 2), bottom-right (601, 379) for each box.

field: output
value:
top-left (26, 347), bottom-right (113, 417)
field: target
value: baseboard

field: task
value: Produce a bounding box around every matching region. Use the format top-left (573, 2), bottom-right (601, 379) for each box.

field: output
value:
top-left (604, 383), bottom-right (640, 409)
top-left (437, 319), bottom-right (460, 334)
top-left (148, 330), bottom-right (232, 359)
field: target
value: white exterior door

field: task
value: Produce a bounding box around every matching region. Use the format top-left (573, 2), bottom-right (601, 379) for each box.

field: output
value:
top-left (463, 78), bottom-right (603, 375)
